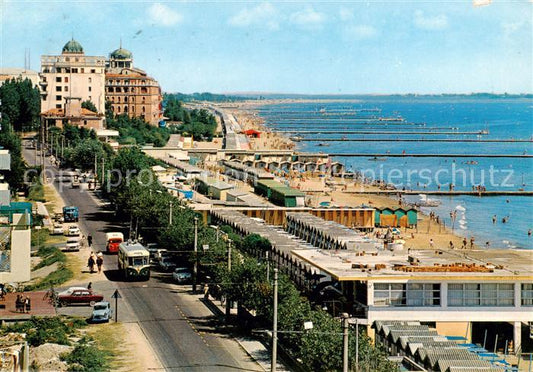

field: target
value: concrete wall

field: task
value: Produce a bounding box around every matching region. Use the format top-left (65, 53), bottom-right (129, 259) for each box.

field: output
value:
top-left (0, 213), bottom-right (31, 283)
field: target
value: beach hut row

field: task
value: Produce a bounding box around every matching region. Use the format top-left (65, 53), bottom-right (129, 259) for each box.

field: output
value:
top-left (194, 177), bottom-right (235, 201)
top-left (285, 212), bottom-right (379, 251)
top-left (229, 157), bottom-right (344, 175)
top-left (375, 206), bottom-right (418, 228)
top-left (254, 180), bottom-right (306, 207)
top-left (210, 209), bottom-right (325, 292)
top-left (374, 321), bottom-right (509, 372)
top-left (222, 160), bottom-right (275, 186)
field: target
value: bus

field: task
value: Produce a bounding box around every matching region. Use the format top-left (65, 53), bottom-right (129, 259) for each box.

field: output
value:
top-left (63, 206), bottom-right (79, 222)
top-left (117, 242), bottom-right (150, 281)
top-left (105, 232), bottom-right (124, 254)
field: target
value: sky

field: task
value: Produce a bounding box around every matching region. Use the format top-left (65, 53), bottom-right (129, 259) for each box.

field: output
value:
top-left (1, 0), bottom-right (532, 95)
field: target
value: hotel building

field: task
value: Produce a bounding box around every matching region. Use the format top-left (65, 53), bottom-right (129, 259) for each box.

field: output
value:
top-left (105, 45), bottom-right (163, 126)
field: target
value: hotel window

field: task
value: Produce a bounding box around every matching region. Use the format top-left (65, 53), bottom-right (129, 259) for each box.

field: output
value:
top-left (91, 69), bottom-right (95, 73)
top-left (88, 77), bottom-right (92, 83)
top-left (131, 106), bottom-right (135, 113)
top-left (65, 77), bottom-right (68, 83)
top-left (56, 77), bottom-right (62, 83)
top-left (56, 86), bottom-right (62, 92)
top-left (88, 87), bottom-right (92, 92)
top-left (407, 283), bottom-right (440, 306)
top-left (374, 283), bottom-right (406, 306)
top-left (521, 284), bottom-right (533, 306)
top-left (81, 68), bottom-right (84, 73)
top-left (72, 68), bottom-right (78, 73)
top-left (64, 86), bottom-right (68, 92)
top-left (56, 104), bottom-right (62, 108)
top-left (57, 68), bottom-right (62, 73)
top-left (448, 283), bottom-right (514, 307)
top-left (56, 95), bottom-right (62, 101)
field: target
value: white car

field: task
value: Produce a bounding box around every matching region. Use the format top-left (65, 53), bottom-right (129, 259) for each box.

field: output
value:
top-left (51, 223), bottom-right (64, 235)
top-left (65, 225), bottom-right (80, 236)
top-left (63, 237), bottom-right (81, 252)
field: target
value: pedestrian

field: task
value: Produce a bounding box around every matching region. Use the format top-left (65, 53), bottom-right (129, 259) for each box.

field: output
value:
top-left (87, 235), bottom-right (93, 247)
top-left (429, 238), bottom-right (434, 249)
top-left (529, 229), bottom-right (532, 237)
top-left (485, 241), bottom-right (490, 249)
top-left (470, 236), bottom-right (475, 249)
top-left (15, 294), bottom-right (22, 312)
top-left (492, 215), bottom-right (497, 224)
top-left (24, 296), bottom-right (31, 313)
top-left (87, 282), bottom-right (92, 290)
top-left (88, 253), bottom-right (95, 274)
top-left (96, 252), bottom-right (103, 274)
top-left (462, 238), bottom-right (467, 249)
top-left (449, 241), bottom-right (454, 250)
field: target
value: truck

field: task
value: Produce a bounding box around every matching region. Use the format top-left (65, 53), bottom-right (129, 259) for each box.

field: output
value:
top-left (63, 206), bottom-right (79, 222)
top-left (105, 232), bottom-right (124, 254)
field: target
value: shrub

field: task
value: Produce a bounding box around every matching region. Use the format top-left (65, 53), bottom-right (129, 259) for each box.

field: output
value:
top-left (61, 337), bottom-right (110, 372)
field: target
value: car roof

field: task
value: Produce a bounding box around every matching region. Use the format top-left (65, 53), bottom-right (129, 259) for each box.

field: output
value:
top-left (94, 301), bottom-right (110, 306)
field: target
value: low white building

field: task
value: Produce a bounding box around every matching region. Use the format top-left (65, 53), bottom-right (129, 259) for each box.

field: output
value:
top-left (292, 247), bottom-right (533, 353)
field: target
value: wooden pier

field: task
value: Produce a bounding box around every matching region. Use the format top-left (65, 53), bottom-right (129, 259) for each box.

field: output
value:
top-left (328, 153), bottom-right (532, 158)
top-left (295, 138), bottom-right (533, 143)
top-left (343, 190), bottom-right (533, 196)
top-left (284, 130), bottom-right (489, 135)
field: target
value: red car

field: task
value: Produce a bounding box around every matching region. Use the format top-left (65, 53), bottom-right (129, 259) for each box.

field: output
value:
top-left (57, 287), bottom-right (104, 307)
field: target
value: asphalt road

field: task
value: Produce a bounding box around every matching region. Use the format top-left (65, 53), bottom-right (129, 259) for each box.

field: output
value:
top-left (22, 142), bottom-right (261, 371)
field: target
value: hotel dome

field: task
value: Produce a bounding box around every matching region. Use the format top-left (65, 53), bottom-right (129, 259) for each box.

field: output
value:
top-left (62, 38), bottom-right (84, 54)
top-left (110, 47), bottom-right (132, 60)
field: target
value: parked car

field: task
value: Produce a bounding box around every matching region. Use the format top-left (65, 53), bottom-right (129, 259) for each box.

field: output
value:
top-left (57, 287), bottom-right (104, 307)
top-left (158, 256), bottom-right (176, 272)
top-left (51, 223), bottom-right (64, 235)
top-left (172, 267), bottom-right (192, 283)
top-left (65, 225), bottom-right (80, 236)
top-left (63, 237), bottom-right (81, 252)
top-left (91, 301), bottom-right (112, 323)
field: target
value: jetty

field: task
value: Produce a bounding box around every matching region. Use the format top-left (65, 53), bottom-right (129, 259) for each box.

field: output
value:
top-left (293, 138), bottom-right (533, 143)
top-left (328, 153), bottom-right (532, 158)
top-left (342, 190), bottom-right (533, 196)
top-left (284, 130), bottom-right (489, 135)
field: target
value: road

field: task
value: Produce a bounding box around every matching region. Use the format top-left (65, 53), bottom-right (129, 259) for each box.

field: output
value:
top-left (22, 142), bottom-right (261, 371)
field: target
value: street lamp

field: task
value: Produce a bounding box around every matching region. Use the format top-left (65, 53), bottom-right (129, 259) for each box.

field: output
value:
top-left (225, 239), bottom-right (232, 321)
top-left (193, 216), bottom-right (198, 292)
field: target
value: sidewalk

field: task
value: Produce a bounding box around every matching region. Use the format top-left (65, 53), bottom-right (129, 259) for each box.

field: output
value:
top-left (201, 293), bottom-right (291, 372)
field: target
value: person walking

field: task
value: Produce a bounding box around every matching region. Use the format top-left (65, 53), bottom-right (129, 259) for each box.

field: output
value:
top-left (96, 252), bottom-right (103, 274)
top-left (15, 294), bottom-right (22, 313)
top-left (470, 236), bottom-right (475, 249)
top-left (88, 253), bottom-right (95, 274)
top-left (429, 238), bottom-right (434, 249)
top-left (462, 238), bottom-right (467, 249)
top-left (24, 296), bottom-right (31, 313)
top-left (87, 235), bottom-right (93, 247)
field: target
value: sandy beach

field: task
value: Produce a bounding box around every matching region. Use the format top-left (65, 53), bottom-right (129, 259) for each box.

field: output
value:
top-left (225, 100), bottom-right (483, 251)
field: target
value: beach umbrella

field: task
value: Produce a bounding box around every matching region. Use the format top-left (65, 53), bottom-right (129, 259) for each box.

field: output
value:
top-left (455, 205), bottom-right (466, 211)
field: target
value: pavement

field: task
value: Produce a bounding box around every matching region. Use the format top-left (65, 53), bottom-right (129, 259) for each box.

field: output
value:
top-left (0, 291), bottom-right (56, 320)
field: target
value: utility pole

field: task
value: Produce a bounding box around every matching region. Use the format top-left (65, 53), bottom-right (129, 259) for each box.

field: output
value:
top-left (94, 153), bottom-right (97, 176)
top-left (101, 157), bottom-right (105, 188)
top-left (266, 251), bottom-right (270, 282)
top-left (169, 201), bottom-right (173, 225)
top-left (225, 239), bottom-right (232, 320)
top-left (343, 313), bottom-right (349, 372)
top-left (193, 216), bottom-right (198, 292)
top-left (61, 135), bottom-right (64, 159)
top-left (271, 268), bottom-right (278, 372)
top-left (355, 317), bottom-right (359, 372)
top-left (216, 225), bottom-right (219, 242)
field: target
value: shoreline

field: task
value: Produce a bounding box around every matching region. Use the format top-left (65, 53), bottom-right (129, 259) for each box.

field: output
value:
top-left (224, 99), bottom-right (491, 251)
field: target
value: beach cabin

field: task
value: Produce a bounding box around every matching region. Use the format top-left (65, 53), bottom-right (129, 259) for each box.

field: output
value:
top-left (243, 160), bottom-right (254, 167)
top-left (316, 163), bottom-right (327, 173)
top-left (406, 208), bottom-right (418, 226)
top-left (377, 207), bottom-right (397, 227)
top-left (267, 161), bottom-right (279, 172)
top-left (269, 187), bottom-right (306, 207)
top-left (393, 207), bottom-right (409, 228)
top-left (291, 162), bottom-right (305, 172)
top-left (330, 162), bottom-right (344, 174)
top-left (194, 177), bottom-right (234, 201)
top-left (279, 161), bottom-right (291, 173)
top-left (304, 162), bottom-right (317, 172)
top-left (254, 180), bottom-right (285, 199)
top-left (255, 160), bottom-right (267, 170)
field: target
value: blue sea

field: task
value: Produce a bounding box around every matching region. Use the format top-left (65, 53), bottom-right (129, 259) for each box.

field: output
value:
top-left (255, 96), bottom-right (533, 249)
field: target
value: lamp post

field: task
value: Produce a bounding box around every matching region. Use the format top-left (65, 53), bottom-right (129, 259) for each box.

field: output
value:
top-left (193, 216), bottom-right (198, 292)
top-left (271, 268), bottom-right (278, 372)
top-left (343, 313), bottom-right (349, 372)
top-left (169, 201), bottom-right (173, 225)
top-left (225, 239), bottom-right (232, 321)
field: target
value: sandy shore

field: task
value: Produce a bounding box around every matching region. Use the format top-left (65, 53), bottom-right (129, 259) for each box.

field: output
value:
top-left (226, 100), bottom-right (482, 251)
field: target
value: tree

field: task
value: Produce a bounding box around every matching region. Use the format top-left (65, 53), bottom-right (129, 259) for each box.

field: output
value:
top-left (0, 122), bottom-right (26, 190)
top-left (0, 78), bottom-right (40, 131)
top-left (81, 100), bottom-right (97, 113)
